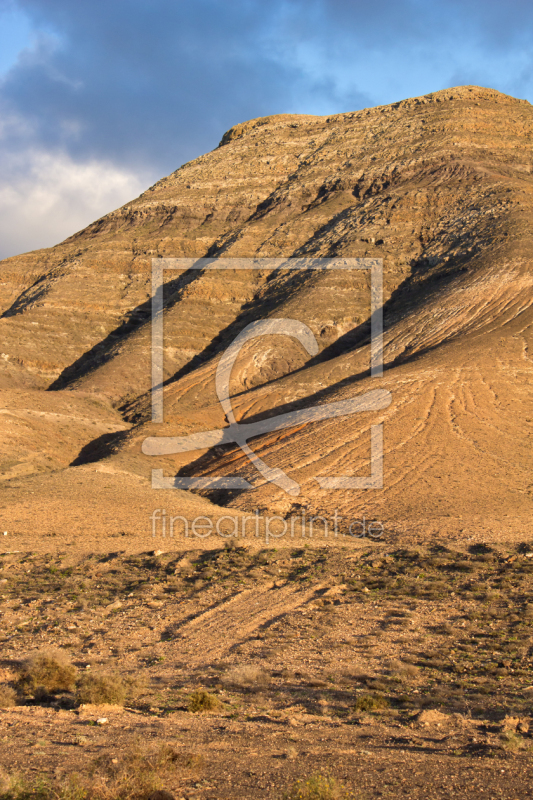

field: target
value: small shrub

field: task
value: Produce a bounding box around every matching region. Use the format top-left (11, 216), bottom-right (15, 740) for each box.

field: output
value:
top-left (76, 672), bottom-right (127, 706)
top-left (0, 773), bottom-right (86, 800)
top-left (187, 690), bottom-right (221, 713)
top-left (17, 649), bottom-right (77, 697)
top-left (341, 668), bottom-right (370, 683)
top-left (500, 731), bottom-right (527, 751)
top-left (0, 743), bottom-right (199, 800)
top-left (386, 659), bottom-right (420, 681)
top-left (222, 665), bottom-right (269, 691)
top-left (354, 693), bottom-right (389, 713)
top-left (283, 772), bottom-right (350, 800)
top-left (91, 744), bottom-right (200, 798)
top-left (0, 685), bottom-right (17, 708)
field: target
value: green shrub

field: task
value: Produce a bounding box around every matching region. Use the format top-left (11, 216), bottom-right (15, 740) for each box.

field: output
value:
top-left (500, 730), bottom-right (527, 751)
top-left (187, 690), bottom-right (221, 713)
top-left (354, 693), bottom-right (389, 713)
top-left (283, 773), bottom-right (350, 800)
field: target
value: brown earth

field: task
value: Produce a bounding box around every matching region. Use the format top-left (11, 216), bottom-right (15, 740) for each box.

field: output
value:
top-left (0, 84), bottom-right (533, 798)
top-left (2, 543), bottom-right (533, 798)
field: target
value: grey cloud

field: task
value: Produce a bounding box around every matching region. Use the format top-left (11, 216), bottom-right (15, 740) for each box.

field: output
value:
top-left (4, 0), bottom-right (532, 181)
top-left (2, 0), bottom-right (369, 178)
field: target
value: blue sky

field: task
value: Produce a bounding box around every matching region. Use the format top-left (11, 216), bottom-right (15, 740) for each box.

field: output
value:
top-left (1, 0), bottom-right (532, 259)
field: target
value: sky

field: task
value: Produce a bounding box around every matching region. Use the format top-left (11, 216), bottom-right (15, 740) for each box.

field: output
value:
top-left (1, 0), bottom-right (533, 259)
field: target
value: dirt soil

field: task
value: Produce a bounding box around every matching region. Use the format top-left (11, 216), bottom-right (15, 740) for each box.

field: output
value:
top-left (2, 540), bottom-right (533, 798)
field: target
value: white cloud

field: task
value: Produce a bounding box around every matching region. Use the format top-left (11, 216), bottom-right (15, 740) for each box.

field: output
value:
top-left (0, 149), bottom-right (149, 259)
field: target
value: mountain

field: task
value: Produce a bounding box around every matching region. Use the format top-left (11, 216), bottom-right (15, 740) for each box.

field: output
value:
top-left (1, 84), bottom-right (532, 549)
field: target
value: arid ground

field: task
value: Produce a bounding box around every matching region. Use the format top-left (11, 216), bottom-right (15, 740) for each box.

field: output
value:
top-left (0, 84), bottom-right (533, 798)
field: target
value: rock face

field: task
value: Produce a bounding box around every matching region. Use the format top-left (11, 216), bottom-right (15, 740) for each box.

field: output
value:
top-left (0, 85), bottom-right (532, 542)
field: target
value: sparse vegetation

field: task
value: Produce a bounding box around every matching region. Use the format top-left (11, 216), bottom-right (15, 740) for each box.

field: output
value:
top-left (354, 693), bottom-right (389, 713)
top-left (500, 731), bottom-right (528, 751)
top-left (386, 659), bottom-right (420, 681)
top-left (76, 672), bottom-right (127, 706)
top-left (2, 542), bottom-right (533, 795)
top-left (187, 690), bottom-right (222, 713)
top-left (0, 686), bottom-right (16, 708)
top-left (283, 773), bottom-right (351, 800)
top-left (222, 664), bottom-right (269, 691)
top-left (0, 744), bottom-right (199, 800)
top-left (16, 650), bottom-right (77, 697)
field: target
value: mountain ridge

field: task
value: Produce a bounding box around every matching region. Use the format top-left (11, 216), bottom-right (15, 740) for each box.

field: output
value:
top-left (0, 83), bottom-right (532, 548)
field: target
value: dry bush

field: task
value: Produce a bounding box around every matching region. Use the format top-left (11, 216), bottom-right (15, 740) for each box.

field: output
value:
top-left (386, 659), bottom-right (420, 681)
top-left (364, 678), bottom-right (391, 693)
top-left (0, 743), bottom-right (200, 800)
top-left (354, 693), bottom-right (389, 713)
top-left (125, 673), bottom-right (147, 702)
top-left (89, 744), bottom-right (201, 799)
top-left (76, 672), bottom-right (127, 706)
top-left (0, 685), bottom-right (16, 708)
top-left (222, 665), bottom-right (269, 691)
top-left (500, 731), bottom-right (528, 751)
top-left (341, 668), bottom-right (370, 684)
top-left (187, 690), bottom-right (221, 713)
top-left (283, 772), bottom-right (351, 800)
top-left (16, 649), bottom-right (77, 697)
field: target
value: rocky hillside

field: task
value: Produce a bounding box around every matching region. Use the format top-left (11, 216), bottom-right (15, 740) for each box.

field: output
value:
top-left (0, 85), bottom-right (532, 545)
